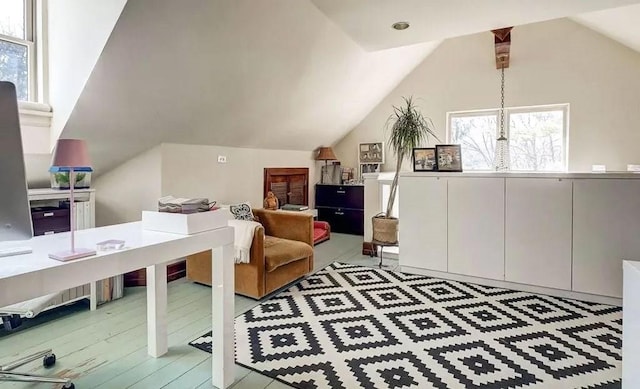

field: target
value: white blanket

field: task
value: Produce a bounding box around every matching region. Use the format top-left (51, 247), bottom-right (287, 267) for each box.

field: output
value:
top-left (228, 219), bottom-right (261, 264)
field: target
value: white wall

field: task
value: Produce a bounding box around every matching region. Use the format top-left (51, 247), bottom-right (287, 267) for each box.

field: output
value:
top-left (93, 146), bottom-right (161, 226)
top-left (60, 0), bottom-right (437, 176)
top-left (91, 142), bottom-right (318, 226)
top-left (161, 143), bottom-right (318, 209)
top-left (334, 18), bottom-right (640, 173)
top-left (48, 0), bottom-right (127, 144)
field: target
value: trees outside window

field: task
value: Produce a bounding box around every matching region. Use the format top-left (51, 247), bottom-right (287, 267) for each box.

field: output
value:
top-left (449, 105), bottom-right (568, 172)
top-left (0, 0), bottom-right (34, 101)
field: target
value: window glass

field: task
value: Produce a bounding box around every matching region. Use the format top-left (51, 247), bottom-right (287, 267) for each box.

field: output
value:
top-left (449, 106), bottom-right (567, 172)
top-left (450, 114), bottom-right (497, 171)
top-left (0, 40), bottom-right (28, 101)
top-left (0, 0), bottom-right (26, 39)
top-left (509, 110), bottom-right (565, 171)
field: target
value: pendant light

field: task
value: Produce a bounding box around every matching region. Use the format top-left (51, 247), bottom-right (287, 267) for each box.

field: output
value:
top-left (491, 27), bottom-right (513, 171)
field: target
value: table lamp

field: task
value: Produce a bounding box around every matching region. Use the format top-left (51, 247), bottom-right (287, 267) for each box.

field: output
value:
top-left (316, 147), bottom-right (337, 184)
top-left (48, 139), bottom-right (96, 261)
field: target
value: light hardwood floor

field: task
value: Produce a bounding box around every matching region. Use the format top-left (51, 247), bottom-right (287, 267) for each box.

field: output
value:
top-left (0, 233), bottom-right (398, 388)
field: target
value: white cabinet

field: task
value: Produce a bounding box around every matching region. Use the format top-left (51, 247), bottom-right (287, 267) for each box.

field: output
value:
top-left (505, 178), bottom-right (572, 289)
top-left (448, 177), bottom-right (505, 280)
top-left (399, 176), bottom-right (447, 271)
top-left (573, 179), bottom-right (640, 297)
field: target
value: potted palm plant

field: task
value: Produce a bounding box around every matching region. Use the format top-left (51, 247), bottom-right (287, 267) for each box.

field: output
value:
top-left (373, 96), bottom-right (439, 244)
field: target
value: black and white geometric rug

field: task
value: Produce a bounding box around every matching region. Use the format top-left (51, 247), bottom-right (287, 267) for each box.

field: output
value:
top-left (189, 262), bottom-right (622, 388)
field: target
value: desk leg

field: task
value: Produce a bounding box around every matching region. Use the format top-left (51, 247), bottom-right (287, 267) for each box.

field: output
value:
top-left (89, 281), bottom-right (97, 311)
top-left (146, 263), bottom-right (168, 358)
top-left (211, 243), bottom-right (235, 388)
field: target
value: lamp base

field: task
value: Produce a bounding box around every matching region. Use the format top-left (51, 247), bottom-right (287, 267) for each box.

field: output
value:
top-left (49, 247), bottom-right (96, 262)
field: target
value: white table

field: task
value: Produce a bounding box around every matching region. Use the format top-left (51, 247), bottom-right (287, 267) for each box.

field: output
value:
top-left (0, 222), bottom-right (235, 388)
top-left (623, 260), bottom-right (640, 388)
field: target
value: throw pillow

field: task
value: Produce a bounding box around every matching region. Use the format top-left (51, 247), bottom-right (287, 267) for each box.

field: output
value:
top-left (229, 202), bottom-right (254, 221)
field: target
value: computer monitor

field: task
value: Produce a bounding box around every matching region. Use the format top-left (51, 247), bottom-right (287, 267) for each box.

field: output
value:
top-left (0, 81), bottom-right (34, 243)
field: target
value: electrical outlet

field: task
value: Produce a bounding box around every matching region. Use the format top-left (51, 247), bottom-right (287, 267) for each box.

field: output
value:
top-left (628, 164), bottom-right (640, 172)
top-left (591, 164), bottom-right (606, 172)
top-left (217, 155), bottom-right (227, 163)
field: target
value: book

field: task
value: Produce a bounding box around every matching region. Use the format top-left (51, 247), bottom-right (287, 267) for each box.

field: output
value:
top-left (281, 204), bottom-right (309, 211)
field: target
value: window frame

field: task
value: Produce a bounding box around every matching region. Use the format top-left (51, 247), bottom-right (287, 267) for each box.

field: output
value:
top-left (447, 103), bottom-right (570, 172)
top-left (0, 0), bottom-right (37, 101)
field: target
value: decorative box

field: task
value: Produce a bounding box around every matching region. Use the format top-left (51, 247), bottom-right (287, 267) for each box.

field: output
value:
top-left (141, 209), bottom-right (232, 235)
top-left (49, 166), bottom-right (93, 189)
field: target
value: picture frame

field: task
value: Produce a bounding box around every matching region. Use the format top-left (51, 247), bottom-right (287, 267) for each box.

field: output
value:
top-left (435, 144), bottom-right (463, 172)
top-left (360, 163), bottom-right (381, 175)
top-left (412, 148), bottom-right (437, 172)
top-left (358, 142), bottom-right (384, 164)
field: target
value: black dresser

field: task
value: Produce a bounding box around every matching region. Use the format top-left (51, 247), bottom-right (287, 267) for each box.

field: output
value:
top-left (315, 184), bottom-right (364, 235)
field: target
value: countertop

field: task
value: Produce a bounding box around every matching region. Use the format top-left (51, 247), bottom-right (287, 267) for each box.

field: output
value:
top-left (400, 171), bottom-right (640, 179)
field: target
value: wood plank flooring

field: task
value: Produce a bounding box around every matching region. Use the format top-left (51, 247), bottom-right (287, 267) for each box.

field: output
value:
top-left (0, 233), bottom-right (395, 388)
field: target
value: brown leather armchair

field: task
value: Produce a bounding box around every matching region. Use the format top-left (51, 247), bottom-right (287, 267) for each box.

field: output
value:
top-left (186, 209), bottom-right (314, 299)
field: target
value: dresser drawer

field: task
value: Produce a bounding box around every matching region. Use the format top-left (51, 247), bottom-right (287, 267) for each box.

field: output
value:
top-left (315, 185), bottom-right (364, 209)
top-left (317, 207), bottom-right (364, 235)
top-left (31, 207), bottom-right (70, 236)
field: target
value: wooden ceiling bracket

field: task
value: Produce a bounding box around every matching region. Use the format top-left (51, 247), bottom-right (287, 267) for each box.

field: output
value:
top-left (491, 27), bottom-right (513, 69)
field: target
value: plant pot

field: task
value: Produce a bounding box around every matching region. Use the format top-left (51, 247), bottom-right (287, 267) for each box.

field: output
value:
top-left (372, 215), bottom-right (399, 244)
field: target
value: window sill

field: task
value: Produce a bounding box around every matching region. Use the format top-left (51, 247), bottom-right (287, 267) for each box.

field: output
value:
top-left (18, 101), bottom-right (53, 128)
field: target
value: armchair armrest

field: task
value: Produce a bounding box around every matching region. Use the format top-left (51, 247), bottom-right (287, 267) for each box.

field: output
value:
top-left (253, 209), bottom-right (314, 247)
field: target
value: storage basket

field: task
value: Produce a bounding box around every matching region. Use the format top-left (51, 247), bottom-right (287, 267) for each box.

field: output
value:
top-left (372, 214), bottom-right (398, 244)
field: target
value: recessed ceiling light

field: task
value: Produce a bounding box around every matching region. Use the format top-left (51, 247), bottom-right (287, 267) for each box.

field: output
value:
top-left (392, 21), bottom-right (410, 31)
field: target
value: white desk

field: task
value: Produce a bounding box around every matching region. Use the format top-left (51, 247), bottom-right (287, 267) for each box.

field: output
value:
top-left (0, 222), bottom-right (235, 388)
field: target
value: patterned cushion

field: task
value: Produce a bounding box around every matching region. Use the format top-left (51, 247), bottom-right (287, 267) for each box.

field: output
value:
top-left (229, 202), bottom-right (254, 221)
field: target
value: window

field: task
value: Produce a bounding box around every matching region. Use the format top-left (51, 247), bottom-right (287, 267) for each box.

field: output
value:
top-left (448, 105), bottom-right (568, 171)
top-left (0, 0), bottom-right (35, 101)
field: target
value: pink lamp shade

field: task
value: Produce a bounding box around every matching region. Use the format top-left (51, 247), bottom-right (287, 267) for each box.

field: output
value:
top-left (51, 139), bottom-right (92, 168)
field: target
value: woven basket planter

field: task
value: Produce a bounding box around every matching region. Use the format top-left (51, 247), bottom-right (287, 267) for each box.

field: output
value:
top-left (372, 215), bottom-right (398, 244)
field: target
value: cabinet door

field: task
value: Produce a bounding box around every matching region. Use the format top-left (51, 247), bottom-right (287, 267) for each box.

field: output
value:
top-left (399, 176), bottom-right (447, 271)
top-left (448, 177), bottom-right (505, 280)
top-left (573, 179), bottom-right (640, 297)
top-left (264, 168), bottom-right (309, 206)
top-left (505, 178), bottom-right (572, 289)
top-left (287, 174), bottom-right (307, 205)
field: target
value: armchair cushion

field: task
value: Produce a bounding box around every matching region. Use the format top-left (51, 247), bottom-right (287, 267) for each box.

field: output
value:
top-left (264, 236), bottom-right (314, 272)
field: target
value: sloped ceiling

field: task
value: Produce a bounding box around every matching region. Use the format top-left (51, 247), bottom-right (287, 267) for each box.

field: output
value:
top-left (61, 0), bottom-right (438, 174)
top-left (572, 3), bottom-right (640, 52)
top-left (311, 0), bottom-right (640, 51)
top-left (60, 0), bottom-right (640, 175)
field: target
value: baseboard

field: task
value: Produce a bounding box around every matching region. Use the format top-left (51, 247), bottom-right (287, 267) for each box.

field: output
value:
top-left (400, 265), bottom-right (622, 306)
top-left (362, 241), bottom-right (377, 256)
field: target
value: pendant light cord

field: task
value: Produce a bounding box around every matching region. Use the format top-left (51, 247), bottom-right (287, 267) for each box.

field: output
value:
top-left (498, 66), bottom-right (507, 141)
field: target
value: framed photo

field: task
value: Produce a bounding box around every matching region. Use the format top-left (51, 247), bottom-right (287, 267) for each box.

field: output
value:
top-left (359, 142), bottom-right (384, 164)
top-left (412, 148), bottom-right (437, 171)
top-left (360, 163), bottom-right (381, 175)
top-left (435, 144), bottom-right (463, 172)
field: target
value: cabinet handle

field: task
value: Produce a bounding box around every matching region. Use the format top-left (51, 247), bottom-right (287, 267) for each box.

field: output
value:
top-left (44, 231), bottom-right (55, 235)
top-left (335, 211), bottom-right (344, 216)
top-left (43, 212), bottom-right (54, 217)
top-left (336, 190), bottom-right (346, 194)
